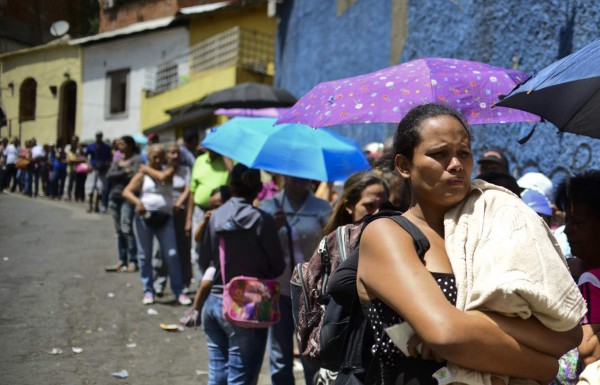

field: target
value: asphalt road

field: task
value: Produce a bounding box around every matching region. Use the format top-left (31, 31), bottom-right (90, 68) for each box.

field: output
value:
top-left (0, 193), bottom-right (305, 385)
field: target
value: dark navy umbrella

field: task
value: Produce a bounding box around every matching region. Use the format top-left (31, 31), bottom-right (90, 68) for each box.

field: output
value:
top-left (198, 82), bottom-right (297, 109)
top-left (496, 37), bottom-right (600, 139)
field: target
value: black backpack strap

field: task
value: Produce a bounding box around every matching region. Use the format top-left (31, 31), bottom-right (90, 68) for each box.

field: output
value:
top-left (355, 209), bottom-right (403, 247)
top-left (388, 215), bottom-right (430, 260)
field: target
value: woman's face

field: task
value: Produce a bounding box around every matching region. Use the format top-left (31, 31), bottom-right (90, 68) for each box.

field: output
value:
top-left (348, 183), bottom-right (387, 222)
top-left (564, 201), bottom-right (600, 267)
top-left (148, 149), bottom-right (165, 170)
top-left (284, 176), bottom-right (312, 203)
top-left (116, 139), bottom-right (126, 152)
top-left (166, 146), bottom-right (180, 164)
top-left (399, 115), bottom-right (473, 210)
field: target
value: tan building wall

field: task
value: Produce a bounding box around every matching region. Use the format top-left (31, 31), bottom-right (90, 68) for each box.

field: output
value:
top-left (0, 43), bottom-right (82, 145)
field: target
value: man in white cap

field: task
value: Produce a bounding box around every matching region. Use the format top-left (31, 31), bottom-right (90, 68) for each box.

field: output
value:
top-left (517, 172), bottom-right (554, 203)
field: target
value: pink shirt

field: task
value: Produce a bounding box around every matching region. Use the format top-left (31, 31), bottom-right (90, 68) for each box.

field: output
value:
top-left (256, 180), bottom-right (278, 202)
top-left (579, 268), bottom-right (600, 324)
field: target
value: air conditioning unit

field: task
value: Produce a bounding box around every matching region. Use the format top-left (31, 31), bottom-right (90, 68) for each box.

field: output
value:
top-left (103, 0), bottom-right (115, 10)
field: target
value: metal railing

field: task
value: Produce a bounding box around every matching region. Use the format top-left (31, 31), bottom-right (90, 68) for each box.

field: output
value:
top-left (145, 26), bottom-right (274, 95)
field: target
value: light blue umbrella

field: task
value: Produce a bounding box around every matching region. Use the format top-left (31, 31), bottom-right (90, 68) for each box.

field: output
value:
top-left (132, 134), bottom-right (148, 144)
top-left (202, 117), bottom-right (370, 182)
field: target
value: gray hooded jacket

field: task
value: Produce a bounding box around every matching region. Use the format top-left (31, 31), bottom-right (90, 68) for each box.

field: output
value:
top-left (200, 197), bottom-right (285, 294)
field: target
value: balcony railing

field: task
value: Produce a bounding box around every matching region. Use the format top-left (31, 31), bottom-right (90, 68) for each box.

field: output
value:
top-left (145, 26), bottom-right (274, 95)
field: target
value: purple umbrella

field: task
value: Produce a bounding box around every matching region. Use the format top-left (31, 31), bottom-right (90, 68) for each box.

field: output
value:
top-left (214, 107), bottom-right (289, 118)
top-left (276, 57), bottom-right (540, 127)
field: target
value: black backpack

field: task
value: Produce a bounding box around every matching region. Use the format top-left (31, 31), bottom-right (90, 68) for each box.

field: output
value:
top-left (290, 212), bottom-right (430, 378)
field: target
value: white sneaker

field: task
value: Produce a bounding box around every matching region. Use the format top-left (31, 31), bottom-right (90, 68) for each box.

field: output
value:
top-left (142, 293), bottom-right (154, 305)
top-left (177, 294), bottom-right (192, 306)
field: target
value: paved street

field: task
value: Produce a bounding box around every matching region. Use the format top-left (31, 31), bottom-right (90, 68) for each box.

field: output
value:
top-left (0, 193), bottom-right (304, 385)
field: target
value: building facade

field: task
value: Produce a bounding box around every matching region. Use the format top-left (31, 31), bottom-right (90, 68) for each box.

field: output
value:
top-left (0, 40), bottom-right (82, 145)
top-left (73, 19), bottom-right (189, 142)
top-left (275, 0), bottom-right (600, 184)
top-left (140, 1), bottom-right (277, 139)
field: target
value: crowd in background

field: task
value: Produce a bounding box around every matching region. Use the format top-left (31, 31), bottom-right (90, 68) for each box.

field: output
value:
top-left (1, 109), bottom-right (599, 385)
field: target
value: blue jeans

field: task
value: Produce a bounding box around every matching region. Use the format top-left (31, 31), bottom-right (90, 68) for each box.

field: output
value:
top-left (268, 295), bottom-right (319, 385)
top-left (202, 294), bottom-right (268, 385)
top-left (191, 205), bottom-right (207, 280)
top-left (134, 214), bottom-right (183, 296)
top-left (24, 167), bottom-right (40, 196)
top-left (110, 197), bottom-right (137, 266)
top-left (49, 168), bottom-right (66, 198)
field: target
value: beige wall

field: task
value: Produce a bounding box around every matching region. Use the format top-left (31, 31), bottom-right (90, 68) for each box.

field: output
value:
top-left (0, 44), bottom-right (82, 144)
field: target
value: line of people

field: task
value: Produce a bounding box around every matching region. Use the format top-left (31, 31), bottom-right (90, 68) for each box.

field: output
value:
top-left (178, 105), bottom-right (597, 385)
top-left (5, 102), bottom-right (599, 385)
top-left (0, 132), bottom-right (115, 208)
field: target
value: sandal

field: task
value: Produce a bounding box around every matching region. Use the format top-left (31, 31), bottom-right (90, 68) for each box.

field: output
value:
top-left (126, 264), bottom-right (139, 273)
top-left (104, 262), bottom-right (126, 272)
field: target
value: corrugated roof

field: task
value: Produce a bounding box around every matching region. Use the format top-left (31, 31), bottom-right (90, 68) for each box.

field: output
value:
top-left (178, 1), bottom-right (232, 15)
top-left (69, 16), bottom-right (176, 45)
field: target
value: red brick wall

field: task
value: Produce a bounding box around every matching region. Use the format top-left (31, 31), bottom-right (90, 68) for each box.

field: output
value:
top-left (0, 0), bottom-right (86, 46)
top-left (99, 0), bottom-right (178, 33)
top-left (98, 0), bottom-right (249, 33)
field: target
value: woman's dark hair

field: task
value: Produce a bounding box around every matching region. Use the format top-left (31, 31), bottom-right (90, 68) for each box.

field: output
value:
top-left (555, 170), bottom-right (600, 217)
top-left (228, 163), bottom-right (262, 200)
top-left (381, 103), bottom-right (471, 171)
top-left (121, 135), bottom-right (139, 154)
top-left (380, 168), bottom-right (411, 211)
top-left (324, 171), bottom-right (389, 235)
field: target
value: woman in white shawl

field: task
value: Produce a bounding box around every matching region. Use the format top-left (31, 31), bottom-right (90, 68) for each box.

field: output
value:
top-left (357, 103), bottom-right (584, 385)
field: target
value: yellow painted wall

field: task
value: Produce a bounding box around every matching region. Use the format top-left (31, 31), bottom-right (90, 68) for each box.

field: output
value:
top-left (141, 66), bottom-right (237, 130)
top-left (0, 44), bottom-right (82, 144)
top-left (189, 5), bottom-right (277, 45)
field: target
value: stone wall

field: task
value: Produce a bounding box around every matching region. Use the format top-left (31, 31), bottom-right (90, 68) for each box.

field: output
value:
top-left (275, 0), bottom-right (600, 186)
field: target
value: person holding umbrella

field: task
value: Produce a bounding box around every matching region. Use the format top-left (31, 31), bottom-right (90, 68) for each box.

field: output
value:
top-left (259, 176), bottom-right (332, 385)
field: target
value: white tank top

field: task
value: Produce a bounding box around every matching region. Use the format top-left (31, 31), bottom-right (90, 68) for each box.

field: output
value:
top-left (140, 175), bottom-right (172, 213)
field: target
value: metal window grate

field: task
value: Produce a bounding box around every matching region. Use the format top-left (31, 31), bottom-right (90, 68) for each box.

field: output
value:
top-left (145, 27), bottom-right (274, 96)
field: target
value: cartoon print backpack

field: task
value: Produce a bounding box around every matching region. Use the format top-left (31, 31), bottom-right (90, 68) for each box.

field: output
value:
top-left (220, 237), bottom-right (281, 328)
top-left (290, 210), bottom-right (401, 369)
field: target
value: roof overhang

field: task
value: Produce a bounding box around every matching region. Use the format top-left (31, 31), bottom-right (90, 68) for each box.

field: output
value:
top-left (143, 107), bottom-right (214, 135)
top-left (69, 16), bottom-right (183, 46)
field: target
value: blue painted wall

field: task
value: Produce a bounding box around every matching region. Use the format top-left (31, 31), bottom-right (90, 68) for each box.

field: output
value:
top-left (275, 0), bottom-right (600, 188)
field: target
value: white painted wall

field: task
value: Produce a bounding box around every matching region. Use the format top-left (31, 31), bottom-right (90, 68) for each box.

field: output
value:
top-left (81, 27), bottom-right (188, 142)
